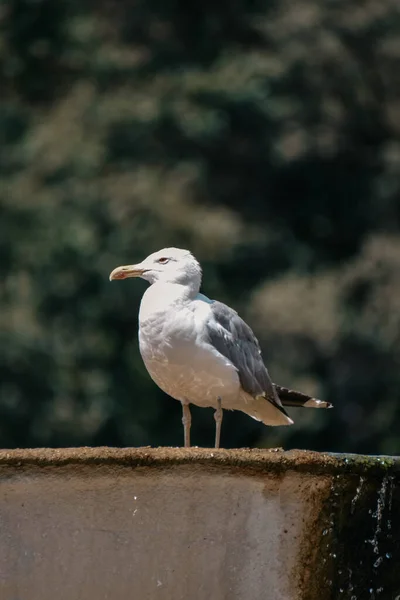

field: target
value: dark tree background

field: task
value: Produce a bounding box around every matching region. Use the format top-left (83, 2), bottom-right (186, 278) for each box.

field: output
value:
top-left (0, 0), bottom-right (399, 453)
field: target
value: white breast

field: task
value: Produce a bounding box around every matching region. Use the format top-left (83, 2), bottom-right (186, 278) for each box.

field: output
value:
top-left (138, 290), bottom-right (240, 409)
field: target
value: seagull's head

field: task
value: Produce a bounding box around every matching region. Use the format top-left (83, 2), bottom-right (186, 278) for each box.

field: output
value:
top-left (109, 247), bottom-right (202, 289)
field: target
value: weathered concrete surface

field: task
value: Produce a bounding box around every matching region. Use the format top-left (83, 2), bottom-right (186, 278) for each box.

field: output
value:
top-left (0, 448), bottom-right (399, 600)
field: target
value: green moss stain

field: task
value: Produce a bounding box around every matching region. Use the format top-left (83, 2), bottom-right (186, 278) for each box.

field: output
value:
top-left (311, 467), bottom-right (400, 600)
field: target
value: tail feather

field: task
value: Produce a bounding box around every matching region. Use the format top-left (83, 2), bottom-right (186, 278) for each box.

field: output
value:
top-left (241, 392), bottom-right (294, 426)
top-left (273, 384), bottom-right (333, 409)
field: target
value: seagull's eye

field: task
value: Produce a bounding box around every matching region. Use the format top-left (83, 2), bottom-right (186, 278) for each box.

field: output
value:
top-left (157, 257), bottom-right (169, 264)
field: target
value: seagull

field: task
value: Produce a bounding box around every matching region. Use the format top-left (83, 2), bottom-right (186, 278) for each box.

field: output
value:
top-left (110, 248), bottom-right (332, 448)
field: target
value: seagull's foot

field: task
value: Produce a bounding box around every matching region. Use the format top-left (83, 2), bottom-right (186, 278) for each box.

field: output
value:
top-left (214, 397), bottom-right (223, 449)
top-left (181, 402), bottom-right (191, 448)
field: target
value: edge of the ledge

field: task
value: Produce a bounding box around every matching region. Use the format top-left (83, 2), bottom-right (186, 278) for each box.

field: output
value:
top-left (0, 447), bottom-right (399, 476)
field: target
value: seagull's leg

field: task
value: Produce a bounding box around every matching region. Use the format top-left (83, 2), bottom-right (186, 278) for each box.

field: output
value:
top-left (214, 397), bottom-right (223, 449)
top-left (181, 402), bottom-right (191, 448)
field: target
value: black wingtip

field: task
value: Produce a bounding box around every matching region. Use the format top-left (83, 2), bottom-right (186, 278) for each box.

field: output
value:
top-left (274, 384), bottom-right (333, 409)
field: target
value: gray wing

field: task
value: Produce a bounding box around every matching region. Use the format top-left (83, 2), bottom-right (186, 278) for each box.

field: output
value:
top-left (206, 300), bottom-right (289, 415)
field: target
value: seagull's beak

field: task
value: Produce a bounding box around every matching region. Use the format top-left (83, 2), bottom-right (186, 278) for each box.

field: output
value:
top-left (109, 263), bottom-right (148, 281)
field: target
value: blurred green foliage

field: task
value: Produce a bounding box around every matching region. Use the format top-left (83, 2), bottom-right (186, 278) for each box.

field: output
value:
top-left (0, 0), bottom-right (399, 453)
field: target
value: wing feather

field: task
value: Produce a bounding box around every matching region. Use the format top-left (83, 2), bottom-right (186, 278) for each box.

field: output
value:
top-left (205, 301), bottom-right (288, 416)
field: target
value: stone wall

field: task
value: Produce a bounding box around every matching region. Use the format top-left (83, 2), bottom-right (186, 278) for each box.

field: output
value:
top-left (0, 448), bottom-right (398, 599)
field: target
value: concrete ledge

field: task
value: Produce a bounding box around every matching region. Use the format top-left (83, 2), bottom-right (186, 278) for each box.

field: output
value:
top-left (0, 448), bottom-right (399, 600)
top-left (1, 446), bottom-right (399, 474)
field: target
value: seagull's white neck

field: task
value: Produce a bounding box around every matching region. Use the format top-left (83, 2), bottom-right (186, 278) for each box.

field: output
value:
top-left (139, 281), bottom-right (199, 323)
